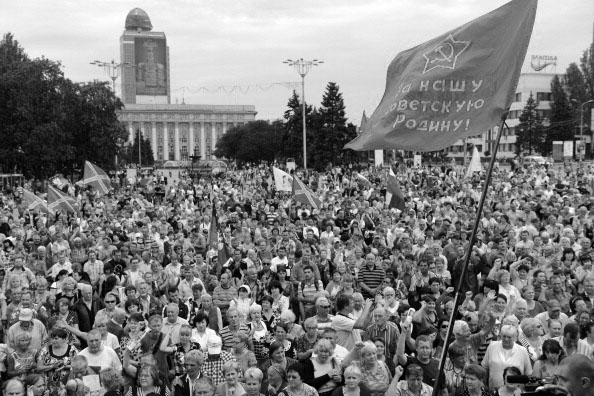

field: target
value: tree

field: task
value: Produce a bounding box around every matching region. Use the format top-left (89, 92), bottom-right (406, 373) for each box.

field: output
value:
top-left (281, 90), bottom-right (314, 166)
top-left (215, 120), bottom-right (283, 164)
top-left (581, 43), bottom-right (594, 102)
top-left (545, 75), bottom-right (574, 156)
top-left (0, 33), bottom-right (128, 179)
top-left (515, 93), bottom-right (545, 155)
top-left (311, 82), bottom-right (358, 170)
top-left (123, 130), bottom-right (154, 167)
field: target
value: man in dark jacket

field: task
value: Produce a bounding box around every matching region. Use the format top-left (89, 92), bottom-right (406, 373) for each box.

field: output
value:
top-left (71, 284), bottom-right (105, 346)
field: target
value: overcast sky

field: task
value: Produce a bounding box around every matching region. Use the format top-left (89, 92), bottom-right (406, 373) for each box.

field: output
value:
top-left (2, 0), bottom-right (593, 124)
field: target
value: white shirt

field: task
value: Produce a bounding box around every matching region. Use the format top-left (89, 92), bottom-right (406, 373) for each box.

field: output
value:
top-left (79, 346), bottom-right (122, 372)
top-left (481, 341), bottom-right (532, 389)
top-left (332, 314), bottom-right (361, 351)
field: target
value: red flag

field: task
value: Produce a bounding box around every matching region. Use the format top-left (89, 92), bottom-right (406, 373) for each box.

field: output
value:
top-left (83, 161), bottom-right (111, 195)
top-left (345, 0), bottom-right (537, 152)
top-left (47, 185), bottom-right (77, 213)
top-left (22, 189), bottom-right (51, 214)
top-left (292, 176), bottom-right (321, 209)
top-left (386, 168), bottom-right (406, 211)
top-left (207, 204), bottom-right (219, 250)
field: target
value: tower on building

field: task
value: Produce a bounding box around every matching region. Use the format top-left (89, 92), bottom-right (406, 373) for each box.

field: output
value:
top-left (120, 8), bottom-right (170, 105)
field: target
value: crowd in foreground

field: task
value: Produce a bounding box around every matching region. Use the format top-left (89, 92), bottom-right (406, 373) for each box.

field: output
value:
top-left (1, 159), bottom-right (594, 396)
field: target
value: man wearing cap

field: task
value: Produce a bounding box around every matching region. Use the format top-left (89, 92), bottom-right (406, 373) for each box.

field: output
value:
top-left (7, 307), bottom-right (47, 350)
top-left (201, 335), bottom-right (238, 387)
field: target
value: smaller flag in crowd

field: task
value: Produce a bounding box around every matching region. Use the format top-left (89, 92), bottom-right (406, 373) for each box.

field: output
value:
top-left (292, 176), bottom-right (321, 209)
top-left (22, 189), bottom-right (51, 214)
top-left (47, 185), bottom-right (77, 213)
top-left (83, 161), bottom-right (111, 195)
top-left (272, 167), bottom-right (294, 192)
top-left (355, 172), bottom-right (372, 187)
top-left (207, 204), bottom-right (219, 250)
top-left (386, 167), bottom-right (406, 211)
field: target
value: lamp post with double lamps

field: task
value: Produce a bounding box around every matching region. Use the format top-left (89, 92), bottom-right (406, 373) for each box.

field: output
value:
top-left (90, 59), bottom-right (134, 94)
top-left (572, 99), bottom-right (594, 160)
top-left (283, 58), bottom-right (323, 172)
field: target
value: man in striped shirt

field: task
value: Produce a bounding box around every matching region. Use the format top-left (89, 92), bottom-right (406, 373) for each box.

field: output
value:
top-left (358, 253), bottom-right (385, 299)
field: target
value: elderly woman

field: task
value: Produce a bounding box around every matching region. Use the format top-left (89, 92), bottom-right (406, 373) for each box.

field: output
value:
top-left (278, 363), bottom-right (319, 396)
top-left (342, 342), bottom-right (392, 396)
top-left (386, 364), bottom-right (432, 396)
top-left (124, 365), bottom-right (170, 396)
top-left (518, 317), bottom-right (545, 364)
top-left (330, 365), bottom-right (370, 396)
top-left (302, 339), bottom-right (342, 396)
top-left (481, 325), bottom-right (532, 389)
top-left (279, 310), bottom-right (304, 342)
top-left (7, 333), bottom-right (37, 379)
top-left (261, 365), bottom-right (288, 396)
top-left (295, 317), bottom-right (319, 361)
top-left (493, 269), bottom-right (521, 308)
top-left (247, 304), bottom-right (271, 364)
top-left (521, 285), bottom-right (545, 317)
top-left (215, 361), bottom-right (246, 396)
top-left (233, 331), bottom-right (258, 375)
top-left (259, 341), bottom-right (298, 382)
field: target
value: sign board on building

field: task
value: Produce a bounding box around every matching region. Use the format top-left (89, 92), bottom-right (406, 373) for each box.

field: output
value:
top-left (135, 37), bottom-right (168, 96)
top-left (530, 55), bottom-right (557, 72)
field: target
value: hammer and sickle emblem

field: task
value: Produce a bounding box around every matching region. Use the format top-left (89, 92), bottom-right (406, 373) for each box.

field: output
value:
top-left (431, 43), bottom-right (454, 64)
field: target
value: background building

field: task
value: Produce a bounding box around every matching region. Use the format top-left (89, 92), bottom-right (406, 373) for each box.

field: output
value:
top-left (117, 8), bottom-right (256, 163)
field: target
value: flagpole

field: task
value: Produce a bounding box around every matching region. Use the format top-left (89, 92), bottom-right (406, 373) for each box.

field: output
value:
top-left (432, 116), bottom-right (508, 396)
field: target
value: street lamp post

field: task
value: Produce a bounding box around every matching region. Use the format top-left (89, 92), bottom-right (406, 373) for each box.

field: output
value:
top-left (283, 58), bottom-right (323, 172)
top-left (572, 99), bottom-right (594, 160)
top-left (90, 60), bottom-right (133, 93)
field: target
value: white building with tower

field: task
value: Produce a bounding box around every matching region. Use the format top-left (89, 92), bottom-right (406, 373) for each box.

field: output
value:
top-left (116, 8), bottom-right (257, 163)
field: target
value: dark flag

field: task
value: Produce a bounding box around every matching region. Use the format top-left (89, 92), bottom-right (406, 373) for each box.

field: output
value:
top-left (345, 0), bottom-right (537, 152)
top-left (292, 176), bottom-right (321, 209)
top-left (386, 167), bottom-right (406, 211)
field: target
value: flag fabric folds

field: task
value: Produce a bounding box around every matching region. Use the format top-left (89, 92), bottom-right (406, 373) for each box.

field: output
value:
top-left (345, 0), bottom-right (537, 152)
top-left (292, 176), bottom-right (321, 209)
top-left (207, 204), bottom-right (219, 250)
top-left (386, 168), bottom-right (406, 211)
top-left (22, 189), bottom-right (50, 214)
top-left (273, 167), bottom-right (294, 192)
top-left (466, 146), bottom-right (482, 177)
top-left (47, 185), bottom-right (77, 213)
top-left (83, 161), bottom-right (111, 195)
top-left (355, 173), bottom-right (372, 187)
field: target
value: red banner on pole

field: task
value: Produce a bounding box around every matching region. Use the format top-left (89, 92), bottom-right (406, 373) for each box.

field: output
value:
top-left (345, 0), bottom-right (537, 152)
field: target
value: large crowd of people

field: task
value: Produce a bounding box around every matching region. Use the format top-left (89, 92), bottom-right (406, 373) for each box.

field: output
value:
top-left (1, 158), bottom-right (594, 396)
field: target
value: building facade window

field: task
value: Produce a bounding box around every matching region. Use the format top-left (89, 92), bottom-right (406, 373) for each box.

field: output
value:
top-left (515, 92), bottom-right (522, 102)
